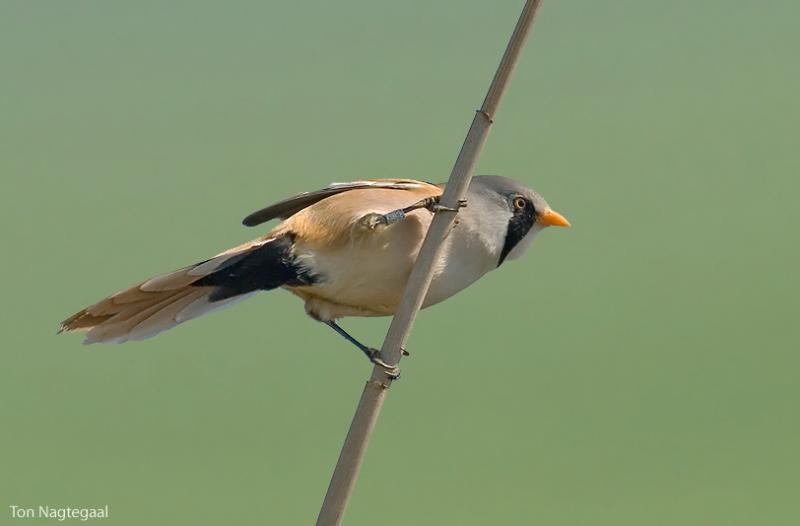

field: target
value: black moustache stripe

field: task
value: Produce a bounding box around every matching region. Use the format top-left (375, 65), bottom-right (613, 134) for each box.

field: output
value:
top-left (498, 204), bottom-right (536, 266)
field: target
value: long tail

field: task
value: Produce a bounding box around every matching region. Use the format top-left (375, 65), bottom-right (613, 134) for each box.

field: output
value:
top-left (59, 234), bottom-right (311, 344)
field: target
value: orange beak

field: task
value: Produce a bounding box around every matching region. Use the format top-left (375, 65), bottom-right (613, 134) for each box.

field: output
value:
top-left (537, 209), bottom-right (571, 228)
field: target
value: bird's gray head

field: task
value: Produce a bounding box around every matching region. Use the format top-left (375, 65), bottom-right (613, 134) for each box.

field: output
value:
top-left (469, 175), bottom-right (570, 266)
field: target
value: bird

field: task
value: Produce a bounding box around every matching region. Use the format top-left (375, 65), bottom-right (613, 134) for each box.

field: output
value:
top-left (59, 175), bottom-right (569, 372)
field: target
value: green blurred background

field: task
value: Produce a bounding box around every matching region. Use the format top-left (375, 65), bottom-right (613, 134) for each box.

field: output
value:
top-left (1, 1), bottom-right (798, 524)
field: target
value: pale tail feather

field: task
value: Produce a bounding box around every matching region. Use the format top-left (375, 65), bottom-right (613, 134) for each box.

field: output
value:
top-left (59, 238), bottom-right (276, 344)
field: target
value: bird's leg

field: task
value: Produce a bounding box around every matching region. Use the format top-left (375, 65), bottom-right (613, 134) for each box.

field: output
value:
top-left (357, 196), bottom-right (468, 230)
top-left (323, 320), bottom-right (377, 361)
top-left (323, 320), bottom-right (407, 378)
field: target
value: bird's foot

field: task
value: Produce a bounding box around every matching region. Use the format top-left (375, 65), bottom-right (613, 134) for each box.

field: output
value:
top-left (434, 199), bottom-right (467, 214)
top-left (424, 196), bottom-right (468, 214)
top-left (368, 349), bottom-right (401, 380)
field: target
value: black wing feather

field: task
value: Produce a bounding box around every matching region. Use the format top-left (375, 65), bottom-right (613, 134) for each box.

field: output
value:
top-left (241, 181), bottom-right (431, 227)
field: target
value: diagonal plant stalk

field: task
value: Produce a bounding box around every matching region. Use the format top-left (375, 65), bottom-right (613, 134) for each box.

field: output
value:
top-left (316, 1), bottom-right (546, 524)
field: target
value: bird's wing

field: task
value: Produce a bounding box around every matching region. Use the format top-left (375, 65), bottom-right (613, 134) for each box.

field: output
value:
top-left (242, 179), bottom-right (439, 226)
top-left (275, 183), bottom-right (445, 320)
top-left (270, 182), bottom-right (443, 253)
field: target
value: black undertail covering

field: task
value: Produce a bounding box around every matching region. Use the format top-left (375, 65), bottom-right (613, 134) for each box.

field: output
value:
top-left (192, 234), bottom-right (317, 301)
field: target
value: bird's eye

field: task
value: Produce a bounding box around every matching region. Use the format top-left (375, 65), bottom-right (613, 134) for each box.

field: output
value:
top-left (513, 197), bottom-right (527, 210)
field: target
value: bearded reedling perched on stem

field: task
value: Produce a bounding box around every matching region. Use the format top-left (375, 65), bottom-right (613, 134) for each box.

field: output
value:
top-left (59, 175), bottom-right (569, 373)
